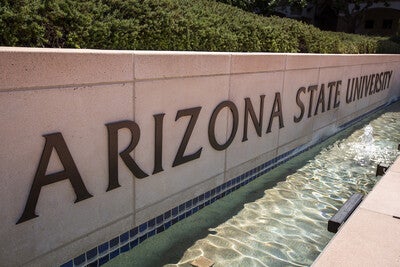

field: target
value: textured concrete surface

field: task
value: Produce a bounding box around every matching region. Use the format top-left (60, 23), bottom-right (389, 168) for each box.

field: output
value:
top-left (313, 156), bottom-right (400, 266)
top-left (1, 47), bottom-right (400, 266)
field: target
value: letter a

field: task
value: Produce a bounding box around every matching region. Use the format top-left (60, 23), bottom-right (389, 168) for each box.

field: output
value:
top-left (17, 133), bottom-right (92, 224)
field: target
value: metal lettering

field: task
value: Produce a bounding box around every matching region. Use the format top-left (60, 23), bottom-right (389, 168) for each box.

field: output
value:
top-left (172, 107), bottom-right (202, 167)
top-left (17, 133), bottom-right (92, 224)
top-left (209, 101), bottom-right (239, 150)
top-left (242, 95), bottom-right (265, 142)
top-left (106, 120), bottom-right (148, 192)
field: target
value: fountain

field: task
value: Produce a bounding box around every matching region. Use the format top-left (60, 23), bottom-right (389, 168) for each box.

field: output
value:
top-left (107, 103), bottom-right (400, 267)
top-left (348, 124), bottom-right (397, 167)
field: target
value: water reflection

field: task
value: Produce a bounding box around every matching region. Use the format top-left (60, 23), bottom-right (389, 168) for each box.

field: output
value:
top-left (170, 108), bottom-right (400, 267)
top-left (106, 103), bottom-right (400, 267)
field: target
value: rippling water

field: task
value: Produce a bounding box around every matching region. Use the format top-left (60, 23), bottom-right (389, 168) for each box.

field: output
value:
top-left (168, 105), bottom-right (400, 267)
top-left (107, 102), bottom-right (400, 267)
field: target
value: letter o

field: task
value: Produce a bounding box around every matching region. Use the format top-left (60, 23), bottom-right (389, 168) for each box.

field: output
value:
top-left (208, 101), bottom-right (239, 151)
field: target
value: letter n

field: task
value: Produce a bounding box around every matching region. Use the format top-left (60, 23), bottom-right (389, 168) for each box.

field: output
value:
top-left (17, 133), bottom-right (92, 224)
top-left (266, 92), bottom-right (284, 133)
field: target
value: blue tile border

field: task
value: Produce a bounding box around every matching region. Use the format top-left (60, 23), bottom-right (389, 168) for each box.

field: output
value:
top-left (61, 98), bottom-right (400, 267)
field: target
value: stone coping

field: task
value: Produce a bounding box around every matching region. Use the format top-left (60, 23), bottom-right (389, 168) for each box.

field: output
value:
top-left (313, 155), bottom-right (400, 266)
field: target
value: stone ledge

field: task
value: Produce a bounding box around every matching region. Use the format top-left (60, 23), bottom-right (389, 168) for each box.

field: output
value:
top-left (313, 156), bottom-right (400, 266)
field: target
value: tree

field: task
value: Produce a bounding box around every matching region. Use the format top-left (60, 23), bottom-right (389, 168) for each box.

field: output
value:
top-left (217, 0), bottom-right (390, 33)
top-left (216, 0), bottom-right (256, 11)
top-left (328, 0), bottom-right (390, 33)
top-left (216, 0), bottom-right (308, 14)
top-left (274, 0), bottom-right (390, 33)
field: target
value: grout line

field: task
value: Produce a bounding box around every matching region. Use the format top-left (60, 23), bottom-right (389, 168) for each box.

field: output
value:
top-left (2, 64), bottom-right (395, 93)
top-left (0, 81), bottom-right (134, 93)
top-left (277, 56), bottom-right (287, 149)
top-left (132, 53), bottom-right (137, 226)
top-left (224, 53), bottom-right (233, 182)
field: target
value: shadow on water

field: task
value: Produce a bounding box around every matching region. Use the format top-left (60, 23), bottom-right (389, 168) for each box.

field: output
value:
top-left (106, 102), bottom-right (394, 267)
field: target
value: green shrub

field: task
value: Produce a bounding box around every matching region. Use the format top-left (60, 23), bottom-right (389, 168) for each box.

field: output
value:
top-left (0, 0), bottom-right (399, 53)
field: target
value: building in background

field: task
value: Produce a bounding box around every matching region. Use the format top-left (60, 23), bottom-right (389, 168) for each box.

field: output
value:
top-left (344, 1), bottom-right (400, 35)
top-left (274, 0), bottom-right (400, 35)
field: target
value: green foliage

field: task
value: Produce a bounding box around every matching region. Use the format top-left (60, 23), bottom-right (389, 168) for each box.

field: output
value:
top-left (216, 0), bottom-right (256, 12)
top-left (389, 35), bottom-right (400, 45)
top-left (216, 0), bottom-right (308, 15)
top-left (375, 36), bottom-right (400, 54)
top-left (0, 0), bottom-right (398, 53)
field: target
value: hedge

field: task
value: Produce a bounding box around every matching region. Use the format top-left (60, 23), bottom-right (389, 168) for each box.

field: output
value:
top-left (1, 0), bottom-right (399, 53)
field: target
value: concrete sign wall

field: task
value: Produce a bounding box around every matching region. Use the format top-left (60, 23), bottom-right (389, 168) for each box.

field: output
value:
top-left (1, 48), bottom-right (399, 266)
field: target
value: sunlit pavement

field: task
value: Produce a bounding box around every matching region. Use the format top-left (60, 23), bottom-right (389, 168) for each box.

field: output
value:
top-left (313, 156), bottom-right (400, 266)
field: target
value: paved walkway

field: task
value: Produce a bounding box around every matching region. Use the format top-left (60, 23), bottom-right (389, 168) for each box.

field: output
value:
top-left (313, 156), bottom-right (400, 266)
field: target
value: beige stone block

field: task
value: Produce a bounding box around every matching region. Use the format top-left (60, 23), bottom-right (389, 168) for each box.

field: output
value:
top-left (313, 209), bottom-right (400, 267)
top-left (313, 108), bottom-right (337, 132)
top-left (336, 65), bottom-right (362, 124)
top-left (285, 54), bottom-right (322, 70)
top-left (318, 54), bottom-right (354, 68)
top-left (351, 55), bottom-right (380, 65)
top-left (362, 63), bottom-right (391, 107)
top-left (0, 47), bottom-right (133, 90)
top-left (312, 67), bottom-right (345, 131)
top-left (279, 69), bottom-right (318, 148)
top-left (311, 123), bottom-right (339, 143)
top-left (360, 171), bottom-right (400, 217)
top-left (29, 215), bottom-right (134, 267)
top-left (277, 135), bottom-right (311, 156)
top-left (341, 104), bottom-right (380, 126)
top-left (336, 113), bottom-right (357, 128)
top-left (285, 54), bottom-right (355, 70)
top-left (360, 54), bottom-right (400, 65)
top-left (133, 76), bottom-right (229, 210)
top-left (354, 104), bottom-right (376, 119)
top-left (386, 62), bottom-right (400, 101)
top-left (135, 173), bottom-right (224, 226)
top-left (344, 82), bottom-right (370, 117)
top-left (336, 55), bottom-right (365, 66)
top-left (368, 99), bottom-right (387, 112)
top-left (286, 54), bottom-right (397, 72)
top-left (226, 72), bottom-right (284, 170)
top-left (230, 53), bottom-right (286, 74)
top-left (0, 84), bottom-right (134, 266)
top-left (224, 149), bottom-right (276, 183)
top-left (134, 51), bottom-right (230, 80)
top-left (374, 54), bottom-right (400, 63)
top-left (389, 156), bottom-right (400, 173)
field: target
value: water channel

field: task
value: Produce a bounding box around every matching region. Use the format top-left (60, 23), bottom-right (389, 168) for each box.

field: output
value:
top-left (107, 101), bottom-right (400, 267)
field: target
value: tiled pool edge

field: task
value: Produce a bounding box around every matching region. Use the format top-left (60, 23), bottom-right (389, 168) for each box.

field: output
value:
top-left (61, 98), bottom-right (400, 267)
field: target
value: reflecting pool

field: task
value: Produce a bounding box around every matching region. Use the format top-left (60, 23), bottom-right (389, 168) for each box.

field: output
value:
top-left (107, 101), bottom-right (400, 267)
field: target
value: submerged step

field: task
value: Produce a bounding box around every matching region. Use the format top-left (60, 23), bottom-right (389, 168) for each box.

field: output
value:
top-left (191, 256), bottom-right (214, 267)
top-left (328, 193), bottom-right (363, 233)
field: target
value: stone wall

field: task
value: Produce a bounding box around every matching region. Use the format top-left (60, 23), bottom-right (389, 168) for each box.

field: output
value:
top-left (1, 48), bottom-right (399, 266)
